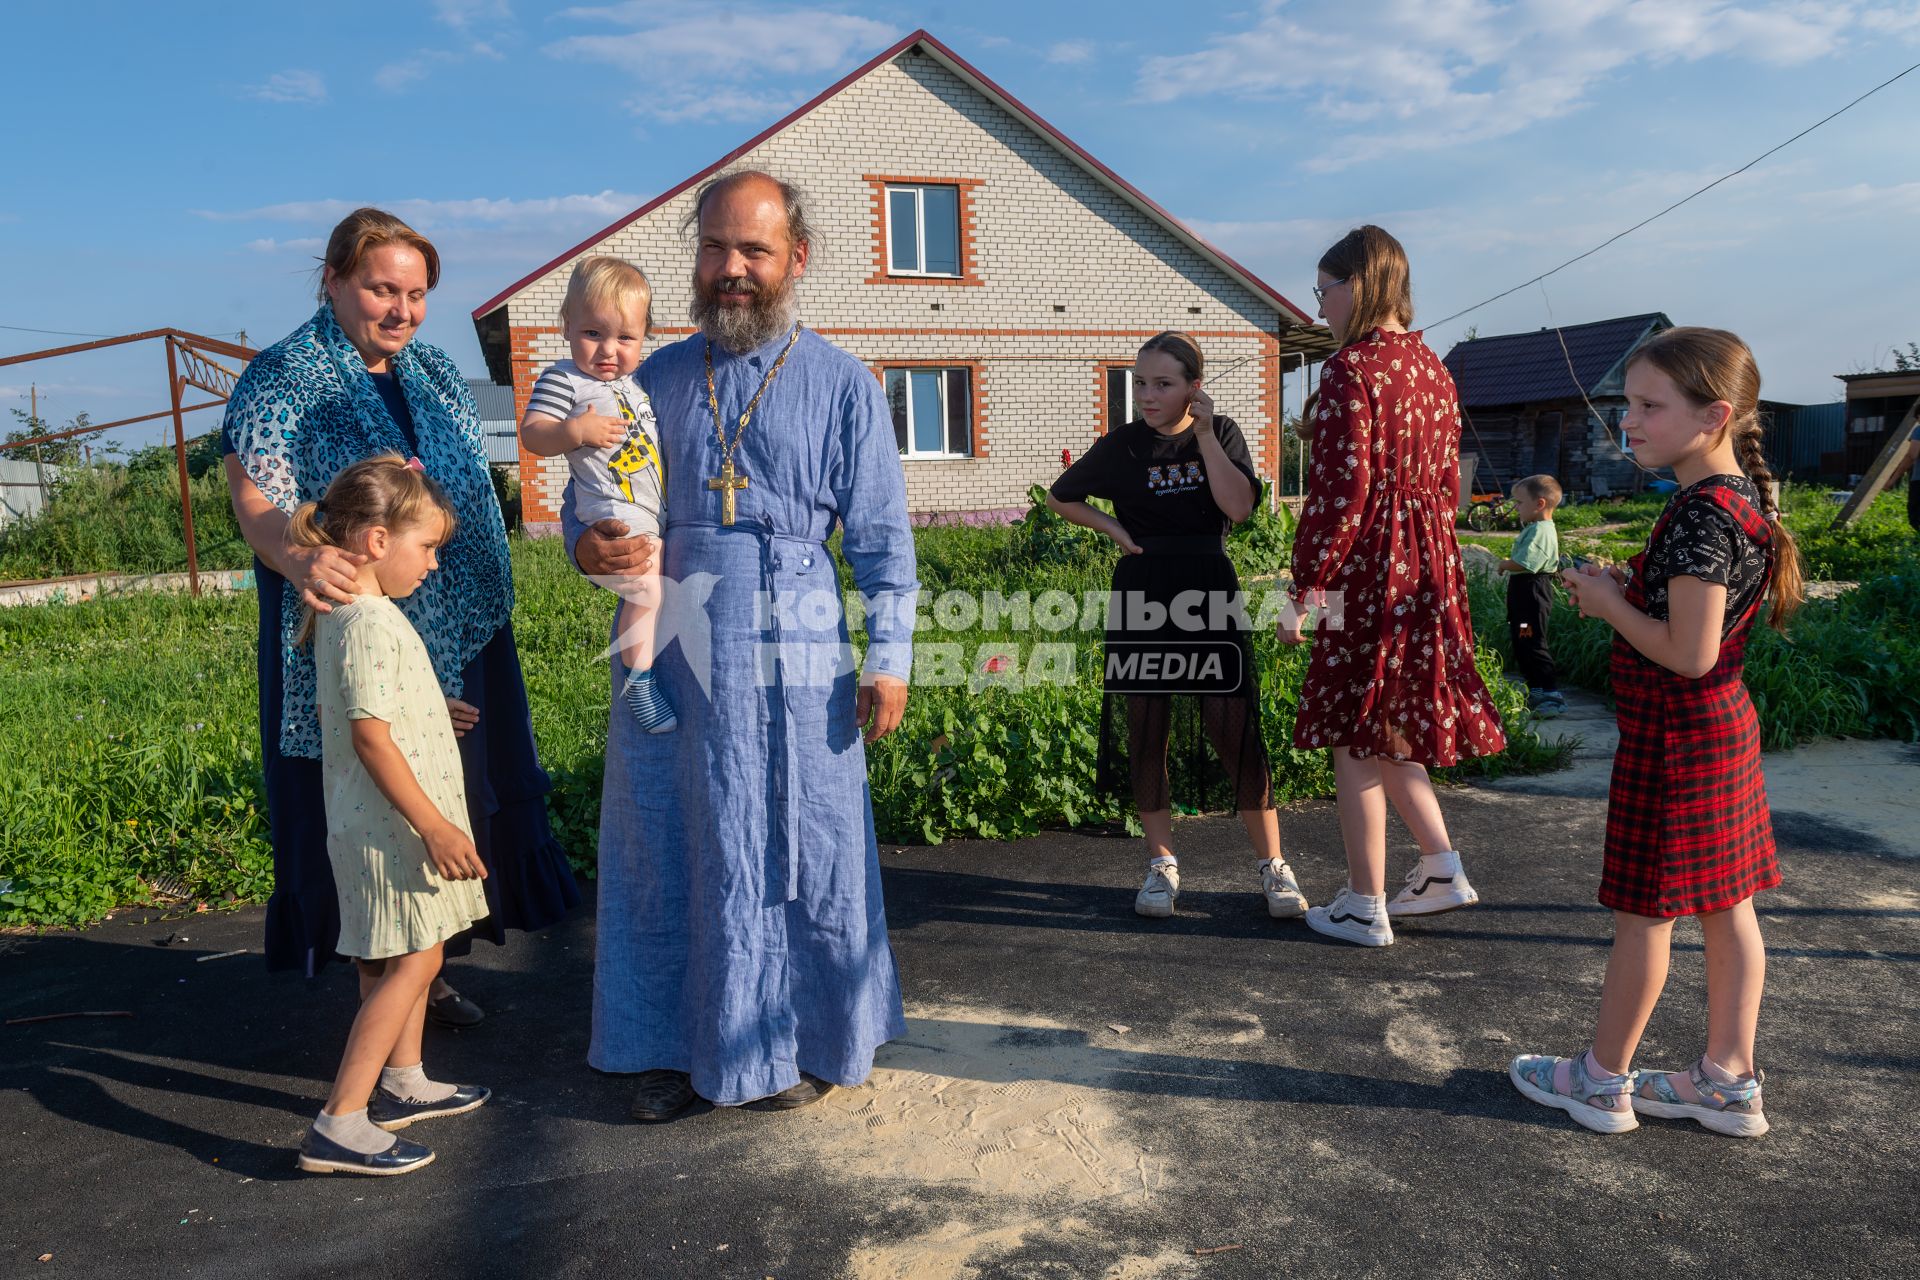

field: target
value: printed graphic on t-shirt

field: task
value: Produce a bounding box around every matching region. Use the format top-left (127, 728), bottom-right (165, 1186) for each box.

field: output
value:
top-left (604, 385), bottom-right (664, 503)
top-left (1147, 459), bottom-right (1206, 496)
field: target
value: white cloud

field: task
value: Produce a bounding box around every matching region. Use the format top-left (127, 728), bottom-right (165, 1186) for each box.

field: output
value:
top-left (378, 0), bottom-right (512, 91)
top-left (204, 191), bottom-right (647, 234)
top-left (1139, 0), bottom-right (1865, 170)
top-left (434, 0), bottom-right (513, 31)
top-left (1047, 40), bottom-right (1095, 65)
top-left (241, 69), bottom-right (328, 105)
top-left (545, 8), bottom-right (898, 123)
top-left (1799, 180), bottom-right (1920, 215)
top-left (1860, 6), bottom-right (1920, 36)
top-left (244, 237), bottom-right (327, 253)
top-left (375, 59), bottom-right (434, 92)
top-left (643, 87), bottom-right (808, 124)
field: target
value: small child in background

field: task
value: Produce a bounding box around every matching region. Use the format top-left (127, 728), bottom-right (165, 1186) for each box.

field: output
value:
top-left (521, 256), bottom-right (674, 732)
top-left (1498, 473), bottom-right (1565, 717)
top-left (1510, 327), bottom-right (1801, 1138)
top-left (293, 455), bottom-right (493, 1177)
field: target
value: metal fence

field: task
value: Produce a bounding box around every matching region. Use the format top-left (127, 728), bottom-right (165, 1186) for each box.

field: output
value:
top-left (1763, 402), bottom-right (1846, 480)
top-left (0, 459), bottom-right (62, 529)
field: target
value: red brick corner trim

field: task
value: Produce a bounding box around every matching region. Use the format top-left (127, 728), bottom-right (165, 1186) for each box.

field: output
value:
top-left (509, 324), bottom-right (566, 523)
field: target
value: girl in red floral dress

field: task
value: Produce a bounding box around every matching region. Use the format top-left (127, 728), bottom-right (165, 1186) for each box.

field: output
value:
top-left (1511, 328), bottom-right (1799, 1138)
top-left (1282, 226), bottom-right (1507, 948)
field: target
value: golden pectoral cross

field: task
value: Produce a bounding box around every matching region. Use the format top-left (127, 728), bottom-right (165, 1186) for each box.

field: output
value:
top-left (707, 458), bottom-right (749, 525)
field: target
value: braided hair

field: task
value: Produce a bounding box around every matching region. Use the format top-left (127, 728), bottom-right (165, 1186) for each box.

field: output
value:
top-left (1626, 327), bottom-right (1804, 628)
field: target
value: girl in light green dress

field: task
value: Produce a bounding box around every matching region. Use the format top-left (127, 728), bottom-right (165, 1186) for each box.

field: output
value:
top-left (289, 455), bottom-right (494, 1177)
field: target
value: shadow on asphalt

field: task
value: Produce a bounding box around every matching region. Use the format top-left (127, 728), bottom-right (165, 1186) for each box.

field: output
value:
top-left (883, 864), bottom-right (1920, 964)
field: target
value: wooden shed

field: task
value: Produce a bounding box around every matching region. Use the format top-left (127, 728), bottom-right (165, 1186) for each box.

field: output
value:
top-left (1441, 313), bottom-right (1670, 498)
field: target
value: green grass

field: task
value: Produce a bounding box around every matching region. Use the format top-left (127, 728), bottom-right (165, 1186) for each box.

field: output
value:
top-left (1460, 484), bottom-right (1916, 582)
top-left (1469, 496), bottom-right (1920, 749)
top-left (0, 513), bottom-right (1563, 929)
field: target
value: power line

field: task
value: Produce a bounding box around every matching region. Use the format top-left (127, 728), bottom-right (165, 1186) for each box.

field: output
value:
top-left (0, 322), bottom-right (119, 339)
top-left (1428, 58), bottom-right (1920, 331)
top-left (0, 322), bottom-right (249, 341)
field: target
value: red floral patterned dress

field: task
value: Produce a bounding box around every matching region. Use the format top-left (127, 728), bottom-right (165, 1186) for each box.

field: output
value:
top-left (1289, 329), bottom-right (1507, 764)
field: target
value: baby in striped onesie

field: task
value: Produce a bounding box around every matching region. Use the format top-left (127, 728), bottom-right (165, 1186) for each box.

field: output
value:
top-left (520, 256), bottom-right (675, 732)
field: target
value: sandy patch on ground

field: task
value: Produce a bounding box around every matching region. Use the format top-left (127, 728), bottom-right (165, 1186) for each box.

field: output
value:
top-left (1493, 693), bottom-right (1919, 858)
top-left (797, 1007), bottom-right (1176, 1278)
top-left (1760, 740), bottom-right (1920, 856)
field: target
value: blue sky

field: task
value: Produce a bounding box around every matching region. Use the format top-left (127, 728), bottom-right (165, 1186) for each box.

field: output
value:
top-left (3, 1), bottom-right (1917, 453)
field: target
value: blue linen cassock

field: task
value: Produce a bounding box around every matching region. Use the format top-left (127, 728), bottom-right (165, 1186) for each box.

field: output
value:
top-left (566, 326), bottom-right (920, 1106)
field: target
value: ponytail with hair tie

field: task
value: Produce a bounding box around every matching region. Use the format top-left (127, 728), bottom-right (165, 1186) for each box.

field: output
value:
top-left (287, 452), bottom-right (460, 648)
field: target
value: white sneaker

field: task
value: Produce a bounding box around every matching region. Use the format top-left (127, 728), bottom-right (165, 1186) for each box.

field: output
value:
top-left (1134, 857), bottom-right (1179, 918)
top-left (1259, 859), bottom-right (1308, 918)
top-left (1304, 887), bottom-right (1393, 947)
top-left (1387, 850), bottom-right (1480, 917)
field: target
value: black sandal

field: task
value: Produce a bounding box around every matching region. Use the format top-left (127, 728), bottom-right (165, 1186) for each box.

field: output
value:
top-left (630, 1070), bottom-right (696, 1122)
top-left (744, 1073), bottom-right (835, 1112)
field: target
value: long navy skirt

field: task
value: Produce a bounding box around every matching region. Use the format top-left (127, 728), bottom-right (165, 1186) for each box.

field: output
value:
top-left (254, 561), bottom-right (581, 975)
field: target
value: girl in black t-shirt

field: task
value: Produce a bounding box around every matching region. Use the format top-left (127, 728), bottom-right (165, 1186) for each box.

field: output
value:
top-left (1048, 332), bottom-right (1309, 921)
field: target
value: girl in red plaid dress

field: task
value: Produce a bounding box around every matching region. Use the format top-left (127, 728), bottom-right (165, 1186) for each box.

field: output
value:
top-left (1282, 227), bottom-right (1507, 948)
top-left (1511, 328), bottom-right (1804, 1138)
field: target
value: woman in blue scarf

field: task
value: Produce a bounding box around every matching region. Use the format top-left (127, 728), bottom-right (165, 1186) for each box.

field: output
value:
top-left (223, 207), bottom-right (579, 1015)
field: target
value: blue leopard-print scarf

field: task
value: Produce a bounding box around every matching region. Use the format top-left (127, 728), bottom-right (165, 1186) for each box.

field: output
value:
top-left (223, 303), bottom-right (513, 759)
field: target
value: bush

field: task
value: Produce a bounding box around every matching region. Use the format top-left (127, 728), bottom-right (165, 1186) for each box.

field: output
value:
top-left (1470, 541), bottom-right (1920, 749)
top-left (0, 460), bottom-right (248, 580)
top-left (2, 520), bottom-right (1566, 928)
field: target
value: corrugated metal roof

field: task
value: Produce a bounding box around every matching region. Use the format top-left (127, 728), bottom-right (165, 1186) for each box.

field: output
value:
top-left (468, 378), bottom-right (517, 424)
top-left (1442, 313), bottom-right (1670, 408)
top-left (468, 379), bottom-right (519, 466)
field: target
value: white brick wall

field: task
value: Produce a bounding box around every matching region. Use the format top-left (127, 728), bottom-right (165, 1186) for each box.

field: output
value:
top-left (501, 49), bottom-right (1290, 519)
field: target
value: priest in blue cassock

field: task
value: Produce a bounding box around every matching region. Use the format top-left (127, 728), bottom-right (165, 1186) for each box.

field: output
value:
top-left (566, 170), bottom-right (919, 1119)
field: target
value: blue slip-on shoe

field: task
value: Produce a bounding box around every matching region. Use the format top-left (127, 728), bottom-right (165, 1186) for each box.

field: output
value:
top-left (368, 1083), bottom-right (491, 1132)
top-left (296, 1127), bottom-right (435, 1176)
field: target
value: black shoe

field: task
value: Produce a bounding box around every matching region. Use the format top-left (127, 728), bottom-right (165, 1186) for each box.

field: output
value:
top-left (296, 1127), bottom-right (435, 1176)
top-left (630, 1069), bottom-right (696, 1122)
top-left (368, 1083), bottom-right (491, 1132)
top-left (743, 1073), bottom-right (836, 1112)
top-left (426, 989), bottom-right (486, 1029)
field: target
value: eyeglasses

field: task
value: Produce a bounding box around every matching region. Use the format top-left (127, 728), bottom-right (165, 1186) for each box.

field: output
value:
top-left (1311, 279), bottom-right (1348, 303)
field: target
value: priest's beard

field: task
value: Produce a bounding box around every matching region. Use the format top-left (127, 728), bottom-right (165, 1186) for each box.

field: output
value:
top-left (690, 270), bottom-right (801, 354)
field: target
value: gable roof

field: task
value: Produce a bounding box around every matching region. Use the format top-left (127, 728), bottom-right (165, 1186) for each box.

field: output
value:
top-left (1443, 313), bottom-right (1671, 408)
top-left (470, 29), bottom-right (1318, 338)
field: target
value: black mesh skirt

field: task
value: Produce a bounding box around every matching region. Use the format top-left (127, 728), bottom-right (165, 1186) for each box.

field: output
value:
top-left (1095, 537), bottom-right (1273, 814)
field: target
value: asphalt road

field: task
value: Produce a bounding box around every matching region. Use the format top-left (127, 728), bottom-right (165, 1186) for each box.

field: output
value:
top-left (4, 746), bottom-right (1916, 1279)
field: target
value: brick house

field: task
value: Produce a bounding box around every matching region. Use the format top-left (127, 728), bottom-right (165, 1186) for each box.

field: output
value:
top-left (1441, 312), bottom-right (1671, 499)
top-left (470, 29), bottom-right (1335, 531)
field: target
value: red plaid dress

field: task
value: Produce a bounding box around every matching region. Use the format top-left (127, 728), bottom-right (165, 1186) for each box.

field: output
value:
top-left (1601, 481), bottom-right (1781, 917)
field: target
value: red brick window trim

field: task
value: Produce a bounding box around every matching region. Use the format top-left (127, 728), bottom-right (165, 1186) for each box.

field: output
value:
top-left (863, 175), bottom-right (984, 287)
top-left (872, 360), bottom-right (988, 459)
top-left (1093, 361), bottom-right (1137, 439)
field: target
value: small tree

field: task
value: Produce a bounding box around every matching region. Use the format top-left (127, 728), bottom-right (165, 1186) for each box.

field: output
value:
top-left (4, 408), bottom-right (86, 466)
top-left (1891, 342), bottom-right (1920, 372)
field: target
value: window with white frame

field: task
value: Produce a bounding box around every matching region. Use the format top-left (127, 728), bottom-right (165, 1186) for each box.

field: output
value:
top-left (886, 368), bottom-right (973, 458)
top-left (1106, 366), bottom-right (1135, 433)
top-left (886, 184), bottom-right (962, 276)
